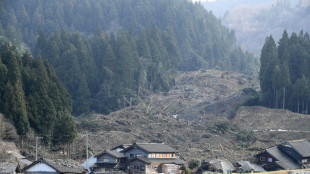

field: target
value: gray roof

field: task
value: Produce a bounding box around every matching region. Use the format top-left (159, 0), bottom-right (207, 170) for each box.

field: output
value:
top-left (265, 146), bottom-right (300, 170)
top-left (22, 158), bottom-right (85, 174)
top-left (95, 150), bottom-right (126, 158)
top-left (131, 156), bottom-right (186, 165)
top-left (285, 139), bottom-right (310, 158)
top-left (0, 162), bottom-right (19, 174)
top-left (237, 161), bottom-right (265, 172)
top-left (209, 159), bottom-right (235, 172)
top-left (111, 144), bottom-right (131, 151)
top-left (124, 143), bottom-right (177, 153)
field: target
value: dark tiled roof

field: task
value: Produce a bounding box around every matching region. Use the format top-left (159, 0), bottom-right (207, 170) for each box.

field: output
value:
top-left (95, 150), bottom-right (126, 158)
top-left (124, 143), bottom-right (177, 153)
top-left (265, 146), bottom-right (299, 170)
top-left (131, 156), bottom-right (186, 165)
top-left (0, 162), bottom-right (19, 174)
top-left (286, 139), bottom-right (310, 157)
top-left (22, 158), bottom-right (85, 174)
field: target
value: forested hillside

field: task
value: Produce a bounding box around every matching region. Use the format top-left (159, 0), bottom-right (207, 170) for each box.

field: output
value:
top-left (221, 0), bottom-right (310, 55)
top-left (0, 0), bottom-right (258, 115)
top-left (0, 42), bottom-right (76, 144)
top-left (260, 30), bottom-right (310, 114)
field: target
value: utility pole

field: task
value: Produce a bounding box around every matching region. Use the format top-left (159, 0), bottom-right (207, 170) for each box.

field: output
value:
top-left (36, 136), bottom-right (43, 160)
top-left (86, 131), bottom-right (88, 170)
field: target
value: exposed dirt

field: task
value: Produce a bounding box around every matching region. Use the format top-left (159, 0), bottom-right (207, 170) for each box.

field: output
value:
top-left (2, 70), bottom-right (310, 164)
top-left (74, 70), bottom-right (309, 162)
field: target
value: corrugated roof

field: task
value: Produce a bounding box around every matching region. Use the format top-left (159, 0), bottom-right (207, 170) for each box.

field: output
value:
top-left (266, 146), bottom-right (299, 170)
top-left (286, 139), bottom-right (310, 157)
top-left (124, 143), bottom-right (177, 153)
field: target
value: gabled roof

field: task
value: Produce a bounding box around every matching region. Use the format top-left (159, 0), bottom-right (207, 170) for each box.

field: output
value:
top-left (22, 158), bottom-right (85, 174)
top-left (94, 150), bottom-right (126, 158)
top-left (284, 139), bottom-right (310, 158)
top-left (0, 162), bottom-right (20, 174)
top-left (130, 156), bottom-right (186, 165)
top-left (264, 146), bottom-right (299, 170)
top-left (123, 143), bottom-right (177, 153)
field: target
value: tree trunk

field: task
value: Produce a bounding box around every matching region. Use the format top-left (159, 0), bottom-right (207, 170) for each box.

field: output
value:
top-left (274, 90), bottom-right (277, 109)
top-left (283, 86), bottom-right (285, 109)
top-left (298, 99), bottom-right (300, 113)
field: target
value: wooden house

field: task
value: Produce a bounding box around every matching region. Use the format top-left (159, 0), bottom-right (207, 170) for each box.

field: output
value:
top-left (91, 143), bottom-right (186, 174)
top-left (255, 139), bottom-right (310, 170)
top-left (90, 150), bottom-right (127, 174)
top-left (278, 139), bottom-right (310, 168)
top-left (123, 143), bottom-right (186, 174)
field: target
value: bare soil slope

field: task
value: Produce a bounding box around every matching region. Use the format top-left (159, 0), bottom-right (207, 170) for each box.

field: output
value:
top-left (74, 70), bottom-right (309, 162)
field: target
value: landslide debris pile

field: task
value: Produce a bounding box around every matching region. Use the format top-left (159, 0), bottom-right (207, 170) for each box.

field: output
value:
top-left (75, 70), bottom-right (310, 162)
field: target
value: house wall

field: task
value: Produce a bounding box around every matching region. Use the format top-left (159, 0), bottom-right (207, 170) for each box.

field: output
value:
top-left (125, 148), bottom-right (148, 159)
top-left (25, 163), bottom-right (58, 174)
top-left (158, 164), bottom-right (180, 174)
top-left (97, 154), bottom-right (117, 163)
top-left (129, 160), bottom-right (147, 174)
top-left (256, 152), bottom-right (282, 171)
top-left (148, 153), bottom-right (176, 158)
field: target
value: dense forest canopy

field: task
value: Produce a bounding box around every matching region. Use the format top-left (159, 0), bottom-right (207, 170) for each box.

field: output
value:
top-left (0, 0), bottom-right (258, 115)
top-left (260, 30), bottom-right (310, 114)
top-left (0, 42), bottom-right (76, 145)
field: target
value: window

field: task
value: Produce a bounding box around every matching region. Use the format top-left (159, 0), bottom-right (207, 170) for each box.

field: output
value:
top-left (268, 158), bottom-right (273, 162)
top-left (163, 154), bottom-right (167, 158)
top-left (260, 157), bottom-right (265, 161)
top-left (130, 154), bottom-right (134, 158)
top-left (134, 166), bottom-right (140, 169)
top-left (140, 166), bottom-right (145, 171)
top-left (155, 153), bottom-right (159, 158)
top-left (103, 158), bottom-right (109, 162)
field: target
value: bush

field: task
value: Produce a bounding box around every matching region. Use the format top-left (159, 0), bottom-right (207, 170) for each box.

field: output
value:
top-left (188, 159), bottom-right (201, 169)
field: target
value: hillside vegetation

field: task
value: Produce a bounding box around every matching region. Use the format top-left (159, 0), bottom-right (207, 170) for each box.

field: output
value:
top-left (0, 43), bottom-right (76, 144)
top-left (0, 0), bottom-right (258, 115)
top-left (260, 30), bottom-right (310, 114)
top-left (221, 0), bottom-right (310, 55)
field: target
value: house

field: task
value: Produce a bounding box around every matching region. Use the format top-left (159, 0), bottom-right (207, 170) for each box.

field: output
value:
top-left (22, 158), bottom-right (86, 174)
top-left (255, 139), bottom-right (310, 170)
top-left (278, 139), bottom-right (310, 168)
top-left (91, 143), bottom-right (186, 174)
top-left (206, 159), bottom-right (235, 173)
top-left (255, 146), bottom-right (300, 170)
top-left (236, 161), bottom-right (265, 173)
top-left (0, 162), bottom-right (21, 174)
top-left (90, 150), bottom-right (127, 174)
top-left (123, 143), bottom-right (186, 174)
